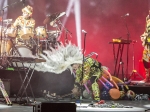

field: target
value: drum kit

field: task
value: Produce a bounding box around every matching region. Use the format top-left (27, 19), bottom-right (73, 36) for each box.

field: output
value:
top-left (0, 12), bottom-right (67, 68)
top-left (0, 12), bottom-right (67, 57)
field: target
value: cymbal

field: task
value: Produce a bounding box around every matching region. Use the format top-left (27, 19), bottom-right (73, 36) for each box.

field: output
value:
top-left (43, 12), bottom-right (66, 25)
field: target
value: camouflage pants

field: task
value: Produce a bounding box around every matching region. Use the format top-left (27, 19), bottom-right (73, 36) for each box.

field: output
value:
top-left (91, 82), bottom-right (100, 101)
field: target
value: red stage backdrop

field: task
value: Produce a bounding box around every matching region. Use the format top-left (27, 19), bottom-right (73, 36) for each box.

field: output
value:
top-left (3, 0), bottom-right (150, 79)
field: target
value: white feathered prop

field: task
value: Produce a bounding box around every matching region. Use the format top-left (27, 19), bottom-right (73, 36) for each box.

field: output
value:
top-left (24, 42), bottom-right (83, 74)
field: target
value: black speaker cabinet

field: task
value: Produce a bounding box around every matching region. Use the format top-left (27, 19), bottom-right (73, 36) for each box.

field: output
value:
top-left (34, 102), bottom-right (76, 112)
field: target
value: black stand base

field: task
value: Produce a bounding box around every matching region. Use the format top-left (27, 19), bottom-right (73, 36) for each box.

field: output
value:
top-left (128, 70), bottom-right (144, 80)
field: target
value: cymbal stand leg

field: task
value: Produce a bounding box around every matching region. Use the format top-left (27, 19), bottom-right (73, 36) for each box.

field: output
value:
top-left (29, 36), bottom-right (39, 55)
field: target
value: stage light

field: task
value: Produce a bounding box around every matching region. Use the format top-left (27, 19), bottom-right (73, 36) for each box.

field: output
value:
top-left (74, 0), bottom-right (81, 49)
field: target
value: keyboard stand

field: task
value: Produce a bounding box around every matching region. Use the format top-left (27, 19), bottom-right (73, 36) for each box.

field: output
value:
top-left (109, 42), bottom-right (131, 80)
top-left (8, 57), bottom-right (45, 105)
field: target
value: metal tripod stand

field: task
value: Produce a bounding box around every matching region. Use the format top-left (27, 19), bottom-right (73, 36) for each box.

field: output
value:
top-left (128, 40), bottom-right (144, 80)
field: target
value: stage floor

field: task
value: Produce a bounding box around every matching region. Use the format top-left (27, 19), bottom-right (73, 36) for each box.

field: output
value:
top-left (0, 98), bottom-right (150, 112)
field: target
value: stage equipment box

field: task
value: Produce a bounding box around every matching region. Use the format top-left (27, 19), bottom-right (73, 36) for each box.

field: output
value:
top-left (33, 102), bottom-right (76, 112)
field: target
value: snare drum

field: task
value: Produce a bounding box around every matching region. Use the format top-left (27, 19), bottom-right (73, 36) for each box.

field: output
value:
top-left (0, 39), bottom-right (12, 56)
top-left (19, 27), bottom-right (34, 39)
top-left (35, 26), bottom-right (47, 38)
top-left (5, 27), bottom-right (17, 38)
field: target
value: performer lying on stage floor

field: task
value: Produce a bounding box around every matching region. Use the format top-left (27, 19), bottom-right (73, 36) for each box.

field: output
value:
top-left (71, 57), bottom-right (113, 101)
top-left (24, 41), bottom-right (115, 101)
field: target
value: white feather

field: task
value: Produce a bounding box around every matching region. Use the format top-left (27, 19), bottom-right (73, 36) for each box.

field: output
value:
top-left (23, 42), bottom-right (83, 74)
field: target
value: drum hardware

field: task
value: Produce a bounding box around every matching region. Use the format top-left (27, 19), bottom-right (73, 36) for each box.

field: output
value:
top-left (43, 12), bottom-right (66, 25)
top-left (47, 30), bottom-right (61, 34)
top-left (29, 37), bottom-right (41, 55)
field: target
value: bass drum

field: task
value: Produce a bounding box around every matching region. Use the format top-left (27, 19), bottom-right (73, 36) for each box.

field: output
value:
top-left (10, 45), bottom-right (35, 57)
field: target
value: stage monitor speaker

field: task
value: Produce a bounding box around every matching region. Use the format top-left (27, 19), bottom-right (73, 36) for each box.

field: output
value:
top-left (34, 102), bottom-right (76, 112)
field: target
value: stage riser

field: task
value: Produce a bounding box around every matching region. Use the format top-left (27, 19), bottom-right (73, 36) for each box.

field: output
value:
top-left (0, 70), bottom-right (74, 97)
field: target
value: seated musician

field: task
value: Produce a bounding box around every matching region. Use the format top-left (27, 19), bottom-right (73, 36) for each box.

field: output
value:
top-left (12, 5), bottom-right (35, 44)
top-left (140, 9), bottom-right (150, 83)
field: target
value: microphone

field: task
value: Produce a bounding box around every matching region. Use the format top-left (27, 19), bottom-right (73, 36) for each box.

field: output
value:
top-left (121, 13), bottom-right (129, 17)
top-left (82, 30), bottom-right (87, 34)
top-left (20, 0), bottom-right (25, 6)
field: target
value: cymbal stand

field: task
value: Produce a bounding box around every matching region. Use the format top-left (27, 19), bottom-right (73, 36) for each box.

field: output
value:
top-left (29, 36), bottom-right (40, 55)
top-left (56, 19), bottom-right (72, 44)
top-left (122, 15), bottom-right (130, 81)
top-left (128, 41), bottom-right (144, 80)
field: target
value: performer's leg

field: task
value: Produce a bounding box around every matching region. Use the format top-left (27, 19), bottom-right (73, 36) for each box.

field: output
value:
top-left (91, 82), bottom-right (100, 101)
top-left (142, 59), bottom-right (150, 82)
top-left (91, 76), bottom-right (100, 101)
top-left (144, 68), bottom-right (149, 82)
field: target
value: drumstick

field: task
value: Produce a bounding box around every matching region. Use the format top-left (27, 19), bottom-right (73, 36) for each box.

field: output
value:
top-left (83, 84), bottom-right (90, 94)
top-left (98, 79), bottom-right (109, 90)
top-left (111, 80), bottom-right (119, 90)
top-left (101, 76), bottom-right (114, 87)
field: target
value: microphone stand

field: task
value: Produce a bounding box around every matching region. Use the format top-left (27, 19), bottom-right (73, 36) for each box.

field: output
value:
top-left (80, 31), bottom-right (87, 105)
top-left (123, 16), bottom-right (130, 82)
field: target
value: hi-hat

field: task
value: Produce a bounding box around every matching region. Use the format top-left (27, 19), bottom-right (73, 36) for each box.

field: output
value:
top-left (43, 12), bottom-right (66, 25)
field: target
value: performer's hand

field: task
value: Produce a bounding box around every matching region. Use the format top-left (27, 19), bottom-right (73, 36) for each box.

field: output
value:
top-left (110, 77), bottom-right (113, 82)
top-left (72, 87), bottom-right (80, 97)
top-left (82, 80), bottom-right (87, 85)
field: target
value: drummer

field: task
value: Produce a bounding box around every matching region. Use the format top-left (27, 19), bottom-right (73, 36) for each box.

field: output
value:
top-left (12, 5), bottom-right (35, 44)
